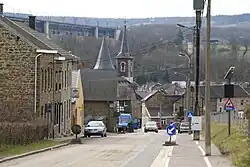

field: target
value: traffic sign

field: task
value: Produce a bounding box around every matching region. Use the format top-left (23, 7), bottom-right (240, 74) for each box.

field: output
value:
top-left (166, 123), bottom-right (176, 136)
top-left (224, 98), bottom-right (235, 111)
top-left (187, 111), bottom-right (193, 118)
top-left (191, 116), bottom-right (202, 131)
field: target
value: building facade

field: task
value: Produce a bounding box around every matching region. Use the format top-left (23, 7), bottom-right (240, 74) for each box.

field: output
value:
top-left (0, 4), bottom-right (77, 138)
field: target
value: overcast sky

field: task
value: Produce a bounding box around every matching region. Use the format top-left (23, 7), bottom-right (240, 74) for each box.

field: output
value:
top-left (2, 0), bottom-right (250, 18)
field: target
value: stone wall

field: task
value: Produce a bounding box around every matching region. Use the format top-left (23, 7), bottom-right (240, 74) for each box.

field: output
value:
top-left (0, 24), bottom-right (36, 118)
top-left (84, 101), bottom-right (116, 132)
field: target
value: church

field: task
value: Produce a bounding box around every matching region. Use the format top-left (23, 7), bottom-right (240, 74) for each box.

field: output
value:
top-left (79, 21), bottom-right (141, 132)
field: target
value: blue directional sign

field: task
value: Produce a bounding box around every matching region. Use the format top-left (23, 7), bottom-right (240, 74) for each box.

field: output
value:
top-left (187, 111), bottom-right (193, 118)
top-left (166, 123), bottom-right (176, 136)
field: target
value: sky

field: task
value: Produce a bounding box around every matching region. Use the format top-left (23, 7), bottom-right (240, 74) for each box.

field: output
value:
top-left (2, 0), bottom-right (250, 18)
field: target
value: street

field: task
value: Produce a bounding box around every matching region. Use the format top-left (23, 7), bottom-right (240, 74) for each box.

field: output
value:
top-left (1, 131), bottom-right (233, 167)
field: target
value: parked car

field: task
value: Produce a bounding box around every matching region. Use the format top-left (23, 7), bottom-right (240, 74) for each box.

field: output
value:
top-left (144, 121), bottom-right (158, 133)
top-left (156, 122), bottom-right (163, 129)
top-left (84, 121), bottom-right (107, 137)
top-left (179, 121), bottom-right (190, 134)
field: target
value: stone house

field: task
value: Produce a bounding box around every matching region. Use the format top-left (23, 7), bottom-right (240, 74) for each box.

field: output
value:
top-left (142, 89), bottom-right (182, 127)
top-left (199, 84), bottom-right (249, 115)
top-left (0, 4), bottom-right (77, 138)
top-left (71, 70), bottom-right (84, 132)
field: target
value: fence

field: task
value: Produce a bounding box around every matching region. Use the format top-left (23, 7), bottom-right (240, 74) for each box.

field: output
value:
top-left (210, 112), bottom-right (249, 136)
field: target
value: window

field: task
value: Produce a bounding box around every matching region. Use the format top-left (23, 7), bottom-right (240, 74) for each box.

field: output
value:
top-left (41, 106), bottom-right (44, 118)
top-left (241, 100), bottom-right (244, 105)
top-left (64, 71), bottom-right (67, 88)
top-left (120, 61), bottom-right (126, 72)
top-left (50, 69), bottom-right (53, 89)
top-left (59, 71), bottom-right (62, 90)
top-left (44, 69), bottom-right (47, 91)
top-left (55, 71), bottom-right (58, 91)
top-left (219, 107), bottom-right (222, 112)
top-left (41, 69), bottom-right (44, 91)
top-left (219, 98), bottom-right (222, 102)
top-left (48, 68), bottom-right (50, 90)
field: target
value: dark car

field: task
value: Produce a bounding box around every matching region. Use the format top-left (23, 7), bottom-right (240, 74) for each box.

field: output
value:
top-left (84, 121), bottom-right (107, 137)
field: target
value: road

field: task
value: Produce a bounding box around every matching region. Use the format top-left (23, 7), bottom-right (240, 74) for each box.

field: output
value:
top-left (1, 131), bottom-right (233, 167)
top-left (1, 131), bottom-right (168, 167)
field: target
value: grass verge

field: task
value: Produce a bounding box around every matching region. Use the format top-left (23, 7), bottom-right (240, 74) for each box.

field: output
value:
top-left (206, 123), bottom-right (250, 167)
top-left (0, 140), bottom-right (65, 158)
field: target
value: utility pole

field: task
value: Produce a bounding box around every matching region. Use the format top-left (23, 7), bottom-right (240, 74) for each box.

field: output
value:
top-left (205, 0), bottom-right (212, 156)
top-left (193, 0), bottom-right (204, 140)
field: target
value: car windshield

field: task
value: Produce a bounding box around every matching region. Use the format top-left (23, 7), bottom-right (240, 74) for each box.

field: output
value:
top-left (119, 117), bottom-right (129, 123)
top-left (87, 121), bottom-right (103, 127)
top-left (146, 122), bottom-right (156, 126)
top-left (181, 122), bottom-right (189, 126)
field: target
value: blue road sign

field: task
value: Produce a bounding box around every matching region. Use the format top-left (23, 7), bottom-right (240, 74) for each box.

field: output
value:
top-left (224, 98), bottom-right (235, 111)
top-left (166, 123), bottom-right (176, 136)
top-left (187, 111), bottom-right (193, 118)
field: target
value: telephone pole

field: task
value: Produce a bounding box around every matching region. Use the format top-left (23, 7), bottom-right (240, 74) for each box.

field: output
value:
top-left (205, 0), bottom-right (212, 156)
top-left (193, 0), bottom-right (204, 141)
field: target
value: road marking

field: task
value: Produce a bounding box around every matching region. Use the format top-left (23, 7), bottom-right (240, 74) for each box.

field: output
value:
top-left (150, 147), bottom-right (169, 167)
top-left (196, 141), bottom-right (213, 167)
top-left (164, 146), bottom-right (173, 167)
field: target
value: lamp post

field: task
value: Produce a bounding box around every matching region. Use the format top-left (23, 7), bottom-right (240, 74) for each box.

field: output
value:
top-left (179, 53), bottom-right (192, 134)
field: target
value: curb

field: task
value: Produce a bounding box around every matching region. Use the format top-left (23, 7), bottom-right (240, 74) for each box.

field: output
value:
top-left (0, 143), bottom-right (69, 164)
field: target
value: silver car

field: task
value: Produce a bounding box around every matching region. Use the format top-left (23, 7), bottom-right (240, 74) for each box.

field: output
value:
top-left (144, 121), bottom-right (158, 133)
top-left (179, 122), bottom-right (190, 134)
top-left (84, 121), bottom-right (107, 137)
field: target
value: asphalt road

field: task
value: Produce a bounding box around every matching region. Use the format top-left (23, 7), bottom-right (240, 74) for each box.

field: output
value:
top-left (1, 130), bottom-right (168, 167)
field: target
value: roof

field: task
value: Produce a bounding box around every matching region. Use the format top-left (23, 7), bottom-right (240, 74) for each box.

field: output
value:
top-left (93, 37), bottom-right (115, 70)
top-left (80, 68), bottom-right (125, 101)
top-left (0, 15), bottom-right (74, 59)
top-left (116, 21), bottom-right (133, 59)
top-left (199, 84), bottom-right (249, 98)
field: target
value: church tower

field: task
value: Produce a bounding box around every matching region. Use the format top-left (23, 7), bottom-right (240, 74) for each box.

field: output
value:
top-left (116, 21), bottom-right (134, 82)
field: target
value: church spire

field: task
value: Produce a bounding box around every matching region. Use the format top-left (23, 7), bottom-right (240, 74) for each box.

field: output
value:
top-left (93, 37), bottom-right (115, 70)
top-left (117, 20), bottom-right (131, 57)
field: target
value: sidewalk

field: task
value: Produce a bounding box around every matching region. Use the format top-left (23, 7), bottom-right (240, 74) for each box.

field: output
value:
top-left (167, 134), bottom-right (234, 167)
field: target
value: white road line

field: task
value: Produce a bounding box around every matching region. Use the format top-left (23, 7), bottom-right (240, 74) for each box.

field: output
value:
top-left (164, 146), bottom-right (173, 167)
top-left (196, 142), bottom-right (213, 167)
top-left (198, 145), bottom-right (206, 156)
top-left (204, 157), bottom-right (213, 167)
top-left (150, 147), bottom-right (169, 167)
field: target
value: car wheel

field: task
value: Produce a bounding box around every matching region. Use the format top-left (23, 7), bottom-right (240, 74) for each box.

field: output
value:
top-left (104, 133), bottom-right (107, 137)
top-left (87, 135), bottom-right (91, 137)
top-left (155, 130), bottom-right (158, 133)
top-left (144, 130), bottom-right (147, 133)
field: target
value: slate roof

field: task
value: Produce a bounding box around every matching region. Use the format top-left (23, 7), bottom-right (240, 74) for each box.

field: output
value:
top-left (116, 21), bottom-right (133, 58)
top-left (199, 84), bottom-right (249, 98)
top-left (80, 68), bottom-right (126, 101)
top-left (0, 15), bottom-right (74, 59)
top-left (93, 37), bottom-right (115, 70)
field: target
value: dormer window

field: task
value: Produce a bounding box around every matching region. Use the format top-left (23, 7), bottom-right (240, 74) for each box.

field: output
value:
top-left (120, 61), bottom-right (126, 72)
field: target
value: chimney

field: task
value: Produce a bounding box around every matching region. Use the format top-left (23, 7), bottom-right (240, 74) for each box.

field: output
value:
top-left (0, 3), bottom-right (3, 15)
top-left (29, 15), bottom-right (36, 30)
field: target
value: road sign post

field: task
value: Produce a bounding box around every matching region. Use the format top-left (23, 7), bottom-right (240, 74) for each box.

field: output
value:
top-left (166, 122), bottom-right (176, 144)
top-left (187, 111), bottom-right (193, 134)
top-left (224, 98), bottom-right (235, 136)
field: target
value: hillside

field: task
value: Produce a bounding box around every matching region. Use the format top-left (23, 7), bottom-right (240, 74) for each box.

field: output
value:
top-left (4, 12), bottom-right (250, 28)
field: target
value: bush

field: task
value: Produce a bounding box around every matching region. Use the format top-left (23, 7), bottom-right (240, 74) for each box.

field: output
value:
top-left (0, 121), bottom-right (48, 146)
top-left (0, 101), bottom-right (48, 146)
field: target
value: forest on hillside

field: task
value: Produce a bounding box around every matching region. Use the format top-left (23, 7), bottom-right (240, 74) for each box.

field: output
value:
top-left (52, 24), bottom-right (250, 85)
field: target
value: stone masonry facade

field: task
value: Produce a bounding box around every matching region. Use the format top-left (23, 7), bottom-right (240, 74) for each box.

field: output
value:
top-left (0, 24), bottom-right (36, 117)
top-left (0, 23), bottom-right (73, 137)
